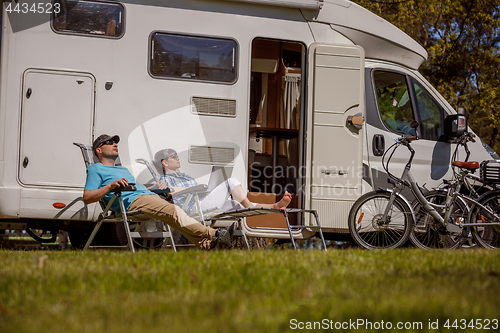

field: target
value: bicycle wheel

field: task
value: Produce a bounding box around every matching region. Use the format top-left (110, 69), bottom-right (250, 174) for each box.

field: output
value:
top-left (348, 190), bottom-right (413, 249)
top-left (409, 190), bottom-right (468, 249)
top-left (470, 191), bottom-right (500, 249)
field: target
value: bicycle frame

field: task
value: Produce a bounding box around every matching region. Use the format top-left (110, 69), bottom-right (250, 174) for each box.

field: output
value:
top-left (381, 138), bottom-right (463, 233)
top-left (382, 140), bottom-right (500, 231)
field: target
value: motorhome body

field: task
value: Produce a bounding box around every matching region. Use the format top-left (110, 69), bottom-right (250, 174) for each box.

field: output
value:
top-left (0, 0), bottom-right (495, 243)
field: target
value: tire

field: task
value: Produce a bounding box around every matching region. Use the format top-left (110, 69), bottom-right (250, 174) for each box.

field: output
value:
top-left (68, 228), bottom-right (93, 249)
top-left (69, 224), bottom-right (115, 249)
top-left (410, 190), bottom-right (468, 249)
top-left (469, 191), bottom-right (500, 249)
top-left (348, 190), bottom-right (413, 249)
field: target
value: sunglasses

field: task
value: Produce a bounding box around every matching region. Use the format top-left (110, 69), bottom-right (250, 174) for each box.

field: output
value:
top-left (99, 139), bottom-right (116, 148)
top-left (168, 153), bottom-right (179, 159)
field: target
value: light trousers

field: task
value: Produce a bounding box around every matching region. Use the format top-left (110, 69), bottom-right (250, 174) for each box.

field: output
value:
top-left (129, 194), bottom-right (216, 250)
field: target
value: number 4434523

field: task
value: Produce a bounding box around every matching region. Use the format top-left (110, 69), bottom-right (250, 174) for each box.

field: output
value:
top-left (5, 2), bottom-right (61, 14)
top-left (444, 319), bottom-right (498, 330)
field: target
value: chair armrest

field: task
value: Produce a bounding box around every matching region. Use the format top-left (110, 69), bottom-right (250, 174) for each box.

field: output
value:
top-left (112, 184), bottom-right (137, 193)
top-left (151, 188), bottom-right (171, 194)
top-left (172, 184), bottom-right (208, 197)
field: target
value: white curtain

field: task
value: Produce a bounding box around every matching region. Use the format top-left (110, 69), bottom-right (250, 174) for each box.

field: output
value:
top-left (280, 74), bottom-right (301, 130)
top-left (280, 73), bottom-right (301, 159)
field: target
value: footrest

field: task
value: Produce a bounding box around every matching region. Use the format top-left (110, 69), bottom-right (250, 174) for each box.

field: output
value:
top-left (87, 245), bottom-right (129, 249)
top-left (129, 231), bottom-right (173, 238)
top-left (207, 207), bottom-right (327, 251)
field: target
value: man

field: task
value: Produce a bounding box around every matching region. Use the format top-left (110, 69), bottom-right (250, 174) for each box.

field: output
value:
top-left (83, 134), bottom-right (234, 250)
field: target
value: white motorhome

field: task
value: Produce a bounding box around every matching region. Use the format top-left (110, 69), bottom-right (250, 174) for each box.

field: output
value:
top-left (0, 0), bottom-right (496, 245)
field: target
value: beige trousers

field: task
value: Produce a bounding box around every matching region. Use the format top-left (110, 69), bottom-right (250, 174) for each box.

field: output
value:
top-left (129, 194), bottom-right (216, 250)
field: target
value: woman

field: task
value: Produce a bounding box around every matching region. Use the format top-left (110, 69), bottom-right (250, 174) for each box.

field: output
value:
top-left (154, 148), bottom-right (292, 212)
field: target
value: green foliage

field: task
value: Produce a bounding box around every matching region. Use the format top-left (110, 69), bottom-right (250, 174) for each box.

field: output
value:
top-left (0, 249), bottom-right (499, 333)
top-left (353, 0), bottom-right (500, 150)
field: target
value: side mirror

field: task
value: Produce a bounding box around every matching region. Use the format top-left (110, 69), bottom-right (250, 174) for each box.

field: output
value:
top-left (444, 106), bottom-right (468, 143)
top-left (457, 106), bottom-right (467, 117)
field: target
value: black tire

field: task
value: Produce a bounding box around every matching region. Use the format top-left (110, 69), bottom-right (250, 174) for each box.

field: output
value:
top-left (348, 190), bottom-right (412, 249)
top-left (68, 224), bottom-right (114, 249)
top-left (410, 190), bottom-right (468, 249)
top-left (470, 191), bottom-right (500, 249)
top-left (68, 228), bottom-right (93, 248)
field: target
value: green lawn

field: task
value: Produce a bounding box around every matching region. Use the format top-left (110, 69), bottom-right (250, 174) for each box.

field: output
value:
top-left (0, 249), bottom-right (499, 332)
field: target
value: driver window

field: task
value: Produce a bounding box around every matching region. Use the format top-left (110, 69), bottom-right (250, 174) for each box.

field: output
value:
top-left (412, 81), bottom-right (443, 141)
top-left (374, 71), bottom-right (416, 136)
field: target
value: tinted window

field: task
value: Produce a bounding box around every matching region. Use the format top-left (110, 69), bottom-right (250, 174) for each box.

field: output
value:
top-left (53, 0), bottom-right (124, 37)
top-left (374, 71), bottom-right (416, 136)
top-left (151, 32), bottom-right (237, 83)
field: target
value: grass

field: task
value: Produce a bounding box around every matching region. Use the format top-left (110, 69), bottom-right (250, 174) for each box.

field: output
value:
top-left (0, 249), bottom-right (499, 332)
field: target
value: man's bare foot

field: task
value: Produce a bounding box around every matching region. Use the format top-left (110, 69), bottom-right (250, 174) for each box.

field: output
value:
top-left (274, 191), bottom-right (292, 209)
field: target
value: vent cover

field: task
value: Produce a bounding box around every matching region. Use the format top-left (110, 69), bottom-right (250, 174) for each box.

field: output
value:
top-left (191, 97), bottom-right (236, 117)
top-left (189, 146), bottom-right (235, 165)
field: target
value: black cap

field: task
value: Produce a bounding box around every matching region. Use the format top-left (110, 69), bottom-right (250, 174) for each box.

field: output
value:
top-left (92, 134), bottom-right (120, 154)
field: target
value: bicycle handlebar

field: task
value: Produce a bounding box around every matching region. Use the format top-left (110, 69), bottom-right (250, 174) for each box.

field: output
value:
top-left (395, 136), bottom-right (417, 146)
top-left (458, 132), bottom-right (476, 145)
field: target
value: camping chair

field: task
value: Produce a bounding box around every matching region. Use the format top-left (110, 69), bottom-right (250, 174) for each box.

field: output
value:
top-left (74, 143), bottom-right (177, 252)
top-left (136, 158), bottom-right (250, 247)
top-left (136, 158), bottom-right (327, 250)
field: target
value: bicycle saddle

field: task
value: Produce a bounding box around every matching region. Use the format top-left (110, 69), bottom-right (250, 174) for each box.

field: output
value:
top-left (452, 161), bottom-right (480, 170)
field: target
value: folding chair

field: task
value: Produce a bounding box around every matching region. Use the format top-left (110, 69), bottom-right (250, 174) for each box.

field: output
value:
top-left (74, 143), bottom-right (177, 252)
top-left (136, 158), bottom-right (327, 250)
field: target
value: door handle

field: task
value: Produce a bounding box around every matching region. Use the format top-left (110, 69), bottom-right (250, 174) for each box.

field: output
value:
top-left (373, 135), bottom-right (385, 156)
top-left (322, 169), bottom-right (348, 175)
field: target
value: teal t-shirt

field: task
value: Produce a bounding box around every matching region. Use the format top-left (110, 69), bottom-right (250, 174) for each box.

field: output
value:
top-left (84, 163), bottom-right (154, 213)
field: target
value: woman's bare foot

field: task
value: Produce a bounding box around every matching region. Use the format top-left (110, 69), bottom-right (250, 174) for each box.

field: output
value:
top-left (274, 191), bottom-right (292, 209)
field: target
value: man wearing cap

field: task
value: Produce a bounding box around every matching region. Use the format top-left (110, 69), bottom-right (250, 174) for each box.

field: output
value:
top-left (82, 134), bottom-right (234, 250)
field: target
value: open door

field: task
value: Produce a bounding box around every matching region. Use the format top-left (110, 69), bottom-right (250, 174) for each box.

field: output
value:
top-left (306, 44), bottom-right (365, 230)
top-left (246, 38), bottom-right (305, 229)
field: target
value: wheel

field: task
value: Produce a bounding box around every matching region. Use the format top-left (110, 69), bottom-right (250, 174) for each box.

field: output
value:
top-left (469, 191), bottom-right (500, 249)
top-left (410, 190), bottom-right (468, 249)
top-left (68, 228), bottom-right (93, 248)
top-left (348, 190), bottom-right (413, 249)
top-left (68, 224), bottom-right (115, 249)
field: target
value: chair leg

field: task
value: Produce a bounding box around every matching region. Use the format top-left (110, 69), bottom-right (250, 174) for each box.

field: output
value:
top-left (242, 230), bottom-right (250, 249)
top-left (118, 195), bottom-right (135, 253)
top-left (312, 211), bottom-right (327, 251)
top-left (282, 210), bottom-right (298, 250)
top-left (166, 224), bottom-right (177, 252)
top-left (83, 220), bottom-right (104, 251)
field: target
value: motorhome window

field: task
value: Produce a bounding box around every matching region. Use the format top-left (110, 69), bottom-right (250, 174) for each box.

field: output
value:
top-left (374, 71), bottom-right (416, 136)
top-left (52, 0), bottom-right (124, 38)
top-left (150, 33), bottom-right (237, 83)
top-left (412, 81), bottom-right (443, 141)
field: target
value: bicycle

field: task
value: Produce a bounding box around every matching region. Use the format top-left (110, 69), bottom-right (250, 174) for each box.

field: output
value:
top-left (348, 121), bottom-right (420, 249)
top-left (410, 132), bottom-right (477, 249)
top-left (410, 132), bottom-right (500, 249)
top-left (349, 121), bottom-right (500, 250)
top-left (467, 160), bottom-right (500, 248)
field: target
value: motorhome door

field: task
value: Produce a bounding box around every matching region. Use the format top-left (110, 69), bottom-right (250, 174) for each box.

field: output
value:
top-left (19, 70), bottom-right (95, 188)
top-left (306, 44), bottom-right (365, 230)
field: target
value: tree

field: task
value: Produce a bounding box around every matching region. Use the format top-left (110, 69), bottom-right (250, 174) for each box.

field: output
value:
top-left (353, 0), bottom-right (500, 150)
